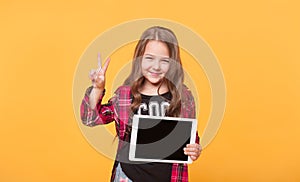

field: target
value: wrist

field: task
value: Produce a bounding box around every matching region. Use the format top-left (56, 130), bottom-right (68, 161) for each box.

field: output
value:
top-left (92, 86), bottom-right (103, 91)
top-left (92, 87), bottom-right (106, 97)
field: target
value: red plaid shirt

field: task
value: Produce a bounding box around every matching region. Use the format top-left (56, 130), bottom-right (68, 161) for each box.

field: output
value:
top-left (80, 85), bottom-right (199, 182)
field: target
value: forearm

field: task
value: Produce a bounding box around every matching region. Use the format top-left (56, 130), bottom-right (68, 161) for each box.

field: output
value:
top-left (89, 87), bottom-right (104, 109)
top-left (80, 86), bottom-right (114, 126)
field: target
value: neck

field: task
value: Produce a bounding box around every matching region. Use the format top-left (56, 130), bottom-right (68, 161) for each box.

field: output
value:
top-left (139, 81), bottom-right (169, 95)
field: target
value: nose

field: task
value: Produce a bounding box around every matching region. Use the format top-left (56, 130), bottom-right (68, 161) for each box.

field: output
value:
top-left (152, 59), bottom-right (160, 70)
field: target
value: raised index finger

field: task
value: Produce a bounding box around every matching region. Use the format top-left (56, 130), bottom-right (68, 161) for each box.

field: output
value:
top-left (101, 57), bottom-right (111, 74)
top-left (97, 52), bottom-right (102, 69)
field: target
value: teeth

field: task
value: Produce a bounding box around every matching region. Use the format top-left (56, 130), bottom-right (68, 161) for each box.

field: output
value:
top-left (149, 72), bottom-right (160, 75)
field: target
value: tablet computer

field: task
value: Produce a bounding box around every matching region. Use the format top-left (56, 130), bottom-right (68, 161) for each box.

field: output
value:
top-left (129, 115), bottom-right (197, 164)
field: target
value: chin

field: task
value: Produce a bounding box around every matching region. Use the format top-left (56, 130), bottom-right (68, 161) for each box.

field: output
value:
top-left (147, 78), bottom-right (163, 85)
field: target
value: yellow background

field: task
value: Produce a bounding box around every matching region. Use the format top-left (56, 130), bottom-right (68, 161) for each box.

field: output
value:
top-left (0, 0), bottom-right (299, 181)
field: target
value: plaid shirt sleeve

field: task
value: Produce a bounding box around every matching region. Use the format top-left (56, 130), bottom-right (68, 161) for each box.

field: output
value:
top-left (171, 86), bottom-right (200, 182)
top-left (111, 86), bottom-right (132, 141)
top-left (80, 86), bottom-right (115, 126)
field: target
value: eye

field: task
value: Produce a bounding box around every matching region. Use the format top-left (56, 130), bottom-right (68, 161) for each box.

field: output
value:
top-left (161, 59), bottom-right (170, 63)
top-left (144, 56), bottom-right (153, 60)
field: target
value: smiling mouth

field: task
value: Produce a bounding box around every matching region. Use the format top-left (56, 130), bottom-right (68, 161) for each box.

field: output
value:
top-left (148, 72), bottom-right (162, 77)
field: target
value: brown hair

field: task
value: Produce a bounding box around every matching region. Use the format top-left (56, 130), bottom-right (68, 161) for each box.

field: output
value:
top-left (123, 26), bottom-right (184, 117)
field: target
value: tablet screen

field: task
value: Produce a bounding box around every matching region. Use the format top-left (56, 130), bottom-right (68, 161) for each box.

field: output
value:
top-left (129, 115), bottom-right (197, 164)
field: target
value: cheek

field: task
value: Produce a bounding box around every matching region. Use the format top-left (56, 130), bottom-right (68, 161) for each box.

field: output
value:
top-left (141, 60), bottom-right (151, 70)
top-left (141, 61), bottom-right (149, 75)
top-left (161, 64), bottom-right (170, 73)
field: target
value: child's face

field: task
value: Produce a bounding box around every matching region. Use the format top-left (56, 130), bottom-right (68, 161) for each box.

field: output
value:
top-left (141, 40), bottom-right (170, 86)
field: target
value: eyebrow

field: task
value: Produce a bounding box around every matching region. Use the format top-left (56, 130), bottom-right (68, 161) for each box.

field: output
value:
top-left (144, 53), bottom-right (169, 58)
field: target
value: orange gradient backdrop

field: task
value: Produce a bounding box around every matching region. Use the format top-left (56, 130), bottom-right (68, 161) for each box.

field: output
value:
top-left (0, 0), bottom-right (299, 181)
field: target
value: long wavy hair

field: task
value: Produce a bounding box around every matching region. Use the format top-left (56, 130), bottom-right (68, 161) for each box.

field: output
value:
top-left (123, 26), bottom-right (184, 117)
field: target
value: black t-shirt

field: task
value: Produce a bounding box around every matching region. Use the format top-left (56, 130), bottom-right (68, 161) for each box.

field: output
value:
top-left (120, 92), bottom-right (173, 182)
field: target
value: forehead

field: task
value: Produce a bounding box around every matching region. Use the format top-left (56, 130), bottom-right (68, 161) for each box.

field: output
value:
top-left (144, 40), bottom-right (170, 57)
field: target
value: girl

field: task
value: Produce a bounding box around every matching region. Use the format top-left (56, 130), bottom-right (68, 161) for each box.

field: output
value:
top-left (81, 26), bottom-right (202, 182)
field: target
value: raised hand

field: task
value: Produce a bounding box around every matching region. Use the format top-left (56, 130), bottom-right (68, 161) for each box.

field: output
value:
top-left (89, 53), bottom-right (111, 90)
top-left (88, 53), bottom-right (111, 109)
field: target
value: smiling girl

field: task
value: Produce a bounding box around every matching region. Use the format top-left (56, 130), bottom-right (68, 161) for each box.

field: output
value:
top-left (81, 26), bottom-right (202, 182)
